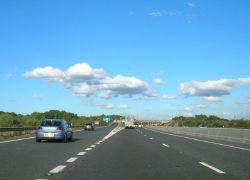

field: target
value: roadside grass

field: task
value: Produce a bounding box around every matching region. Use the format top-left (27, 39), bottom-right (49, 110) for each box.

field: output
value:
top-left (0, 130), bottom-right (35, 140)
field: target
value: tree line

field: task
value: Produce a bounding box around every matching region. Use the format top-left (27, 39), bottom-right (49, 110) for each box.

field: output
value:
top-left (0, 110), bottom-right (123, 127)
top-left (172, 115), bottom-right (250, 128)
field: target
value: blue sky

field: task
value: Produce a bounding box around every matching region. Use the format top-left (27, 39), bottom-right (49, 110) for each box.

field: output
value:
top-left (1, 0), bottom-right (250, 119)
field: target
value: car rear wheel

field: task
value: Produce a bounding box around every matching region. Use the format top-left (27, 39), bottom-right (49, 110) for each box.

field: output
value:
top-left (36, 138), bottom-right (41, 142)
top-left (62, 135), bottom-right (67, 143)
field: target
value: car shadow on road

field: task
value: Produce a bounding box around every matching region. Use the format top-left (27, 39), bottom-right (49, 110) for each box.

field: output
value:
top-left (38, 138), bottom-right (81, 143)
top-left (69, 138), bottom-right (80, 143)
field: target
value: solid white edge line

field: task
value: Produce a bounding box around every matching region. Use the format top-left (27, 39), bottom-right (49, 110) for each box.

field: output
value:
top-left (36, 179), bottom-right (48, 180)
top-left (49, 165), bottom-right (67, 174)
top-left (73, 129), bottom-right (84, 132)
top-left (66, 157), bottom-right (78, 163)
top-left (199, 162), bottom-right (225, 174)
top-left (162, 143), bottom-right (169, 147)
top-left (0, 137), bottom-right (34, 144)
top-left (77, 152), bottom-right (86, 156)
top-left (146, 128), bottom-right (250, 151)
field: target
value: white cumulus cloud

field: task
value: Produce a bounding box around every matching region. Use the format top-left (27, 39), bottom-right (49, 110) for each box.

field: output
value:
top-left (96, 103), bottom-right (129, 110)
top-left (183, 107), bottom-right (193, 117)
top-left (149, 11), bottom-right (163, 16)
top-left (23, 66), bottom-right (64, 82)
top-left (23, 63), bottom-right (105, 84)
top-left (184, 107), bottom-right (192, 112)
top-left (142, 89), bottom-right (158, 100)
top-left (99, 75), bottom-right (148, 98)
top-left (162, 94), bottom-right (176, 100)
top-left (238, 98), bottom-right (250, 104)
top-left (97, 102), bottom-right (114, 109)
top-left (153, 78), bottom-right (164, 85)
top-left (180, 78), bottom-right (250, 99)
top-left (97, 90), bottom-right (115, 99)
top-left (71, 83), bottom-right (97, 97)
top-left (195, 104), bottom-right (208, 108)
top-left (65, 63), bottom-right (105, 83)
top-left (118, 104), bottom-right (129, 109)
top-left (24, 63), bottom-right (149, 99)
top-left (149, 10), bottom-right (179, 17)
top-left (184, 2), bottom-right (195, 7)
top-left (204, 96), bottom-right (221, 102)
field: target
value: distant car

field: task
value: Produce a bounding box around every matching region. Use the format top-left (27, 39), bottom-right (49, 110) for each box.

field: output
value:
top-left (36, 119), bottom-right (73, 142)
top-left (198, 124), bottom-right (207, 128)
top-left (138, 124), bottom-right (143, 128)
top-left (84, 123), bottom-right (95, 131)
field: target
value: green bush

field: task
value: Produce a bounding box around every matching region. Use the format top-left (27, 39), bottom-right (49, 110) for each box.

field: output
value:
top-left (172, 115), bottom-right (249, 128)
top-left (0, 110), bottom-right (123, 127)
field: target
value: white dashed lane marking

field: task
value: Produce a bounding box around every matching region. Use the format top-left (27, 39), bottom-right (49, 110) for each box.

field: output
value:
top-left (149, 137), bottom-right (154, 140)
top-left (199, 162), bottom-right (225, 174)
top-left (49, 165), bottom-right (67, 174)
top-left (66, 157), bottom-right (78, 163)
top-left (36, 126), bottom-right (124, 180)
top-left (77, 152), bottom-right (86, 156)
top-left (162, 143), bottom-right (169, 148)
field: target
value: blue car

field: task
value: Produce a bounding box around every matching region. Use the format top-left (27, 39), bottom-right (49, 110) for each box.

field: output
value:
top-left (36, 119), bottom-right (73, 142)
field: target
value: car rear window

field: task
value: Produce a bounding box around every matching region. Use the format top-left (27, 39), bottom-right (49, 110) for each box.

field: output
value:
top-left (41, 120), bottom-right (62, 127)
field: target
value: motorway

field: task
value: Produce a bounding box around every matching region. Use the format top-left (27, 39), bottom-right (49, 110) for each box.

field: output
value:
top-left (0, 125), bottom-right (249, 180)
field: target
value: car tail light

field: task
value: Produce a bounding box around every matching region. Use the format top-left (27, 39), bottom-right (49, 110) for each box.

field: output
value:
top-left (57, 127), bottom-right (64, 131)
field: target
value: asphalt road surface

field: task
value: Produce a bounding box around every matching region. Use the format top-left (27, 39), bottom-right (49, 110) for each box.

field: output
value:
top-left (0, 125), bottom-right (249, 180)
top-left (0, 124), bottom-right (116, 180)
